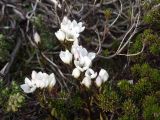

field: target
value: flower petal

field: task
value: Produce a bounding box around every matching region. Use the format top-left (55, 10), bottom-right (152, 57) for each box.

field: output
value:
top-left (48, 73), bottom-right (56, 88)
top-left (31, 70), bottom-right (37, 80)
top-left (24, 77), bottom-right (33, 86)
top-left (99, 69), bottom-right (109, 82)
top-left (72, 68), bottom-right (81, 78)
top-left (55, 30), bottom-right (65, 41)
top-left (59, 50), bottom-right (73, 64)
top-left (95, 76), bottom-right (103, 87)
top-left (20, 84), bottom-right (36, 93)
top-left (81, 76), bottom-right (91, 88)
top-left (85, 68), bottom-right (97, 79)
top-left (88, 52), bottom-right (96, 60)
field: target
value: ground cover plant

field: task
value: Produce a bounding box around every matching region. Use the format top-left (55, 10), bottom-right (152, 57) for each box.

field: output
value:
top-left (0, 0), bottom-right (160, 119)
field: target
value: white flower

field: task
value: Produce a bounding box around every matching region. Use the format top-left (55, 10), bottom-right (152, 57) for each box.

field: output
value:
top-left (64, 32), bottom-right (78, 42)
top-left (33, 72), bottom-right (56, 88)
top-left (74, 56), bottom-right (92, 72)
top-left (59, 50), bottom-right (73, 64)
top-left (61, 16), bottom-right (71, 30)
top-left (95, 69), bottom-right (109, 87)
top-left (95, 76), bottom-right (103, 87)
top-left (20, 84), bottom-right (36, 93)
top-left (71, 43), bottom-right (96, 61)
top-left (85, 68), bottom-right (97, 79)
top-left (71, 45), bottom-right (87, 60)
top-left (20, 78), bottom-right (37, 93)
top-left (47, 73), bottom-right (56, 88)
top-left (69, 20), bottom-right (85, 34)
top-left (55, 30), bottom-right (65, 42)
top-left (55, 16), bottom-right (85, 42)
top-left (71, 44), bottom-right (96, 72)
top-left (31, 71), bottom-right (48, 89)
top-left (88, 52), bottom-right (96, 60)
top-left (20, 71), bottom-right (56, 93)
top-left (34, 32), bottom-right (41, 44)
top-left (81, 76), bottom-right (91, 88)
top-left (73, 39), bottom-right (79, 46)
top-left (25, 77), bottom-right (35, 86)
top-left (72, 68), bottom-right (81, 78)
top-left (61, 17), bottom-right (85, 36)
top-left (99, 69), bottom-right (109, 82)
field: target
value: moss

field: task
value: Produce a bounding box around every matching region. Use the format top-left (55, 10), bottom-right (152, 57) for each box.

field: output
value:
top-left (134, 79), bottom-right (152, 100)
top-left (97, 87), bottom-right (119, 112)
top-left (139, 63), bottom-right (151, 78)
top-left (149, 43), bottom-right (160, 55)
top-left (129, 29), bottom-right (160, 63)
top-left (131, 63), bottom-right (160, 80)
top-left (143, 95), bottom-right (160, 120)
top-left (117, 80), bottom-right (134, 99)
top-left (119, 99), bottom-right (139, 120)
top-left (131, 64), bottom-right (141, 77)
top-left (131, 63), bottom-right (160, 93)
top-left (0, 34), bottom-right (10, 62)
top-left (142, 30), bottom-right (160, 56)
top-left (70, 94), bottom-right (84, 110)
top-left (49, 91), bottom-right (84, 119)
top-left (51, 99), bottom-right (68, 119)
top-left (143, 7), bottom-right (160, 27)
top-left (129, 34), bottom-right (143, 54)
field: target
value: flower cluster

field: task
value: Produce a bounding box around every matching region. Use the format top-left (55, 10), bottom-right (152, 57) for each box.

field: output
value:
top-left (55, 16), bottom-right (85, 42)
top-left (21, 71), bottom-right (56, 93)
top-left (55, 16), bottom-right (109, 88)
top-left (21, 16), bottom-right (109, 93)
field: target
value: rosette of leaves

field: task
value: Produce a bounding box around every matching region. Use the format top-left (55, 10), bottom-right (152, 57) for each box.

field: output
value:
top-left (6, 93), bottom-right (25, 112)
top-left (0, 80), bottom-right (25, 112)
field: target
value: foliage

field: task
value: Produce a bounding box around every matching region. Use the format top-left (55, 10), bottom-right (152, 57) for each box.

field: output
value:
top-left (97, 85), bottom-right (119, 113)
top-left (143, 95), bottom-right (160, 120)
top-left (0, 80), bottom-right (25, 113)
top-left (31, 15), bottom-right (58, 50)
top-left (0, 34), bottom-right (10, 62)
top-left (0, 0), bottom-right (160, 119)
top-left (119, 99), bottom-right (139, 120)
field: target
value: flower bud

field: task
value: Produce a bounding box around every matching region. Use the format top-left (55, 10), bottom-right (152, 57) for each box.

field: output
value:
top-left (59, 50), bottom-right (73, 64)
top-left (72, 68), bottom-right (81, 78)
